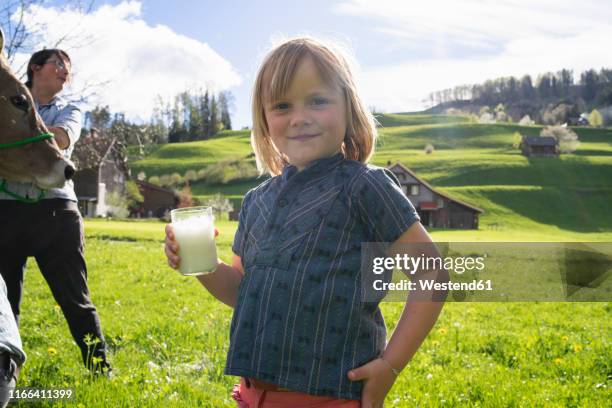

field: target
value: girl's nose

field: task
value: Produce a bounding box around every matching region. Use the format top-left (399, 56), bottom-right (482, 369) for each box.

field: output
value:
top-left (290, 107), bottom-right (312, 127)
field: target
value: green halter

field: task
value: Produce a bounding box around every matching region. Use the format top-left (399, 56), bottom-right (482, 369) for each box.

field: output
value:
top-left (0, 132), bottom-right (54, 203)
top-left (0, 132), bottom-right (54, 149)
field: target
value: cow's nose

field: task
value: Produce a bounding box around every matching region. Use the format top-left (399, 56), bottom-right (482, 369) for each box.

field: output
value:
top-left (64, 164), bottom-right (75, 180)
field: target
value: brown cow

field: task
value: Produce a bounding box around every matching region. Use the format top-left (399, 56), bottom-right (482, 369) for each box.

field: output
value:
top-left (0, 28), bottom-right (75, 188)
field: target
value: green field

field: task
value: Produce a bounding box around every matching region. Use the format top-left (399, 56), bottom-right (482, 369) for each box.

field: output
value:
top-left (14, 114), bottom-right (612, 406)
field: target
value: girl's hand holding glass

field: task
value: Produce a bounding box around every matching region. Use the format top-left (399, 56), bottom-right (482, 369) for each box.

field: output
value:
top-left (164, 223), bottom-right (219, 271)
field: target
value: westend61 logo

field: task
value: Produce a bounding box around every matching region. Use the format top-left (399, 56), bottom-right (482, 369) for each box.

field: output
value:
top-left (360, 242), bottom-right (612, 302)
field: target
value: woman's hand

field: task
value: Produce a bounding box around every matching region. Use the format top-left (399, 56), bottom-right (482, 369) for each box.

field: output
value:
top-left (164, 224), bottom-right (218, 270)
top-left (348, 358), bottom-right (398, 408)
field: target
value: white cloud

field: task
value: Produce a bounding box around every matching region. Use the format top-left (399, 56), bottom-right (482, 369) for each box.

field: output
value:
top-left (12, 1), bottom-right (241, 121)
top-left (337, 0), bottom-right (612, 112)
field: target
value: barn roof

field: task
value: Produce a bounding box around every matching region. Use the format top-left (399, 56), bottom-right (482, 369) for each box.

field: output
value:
top-left (522, 136), bottom-right (557, 147)
top-left (387, 162), bottom-right (485, 214)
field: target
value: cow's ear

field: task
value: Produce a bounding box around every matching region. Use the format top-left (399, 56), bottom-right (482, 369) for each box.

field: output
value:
top-left (0, 27), bottom-right (5, 57)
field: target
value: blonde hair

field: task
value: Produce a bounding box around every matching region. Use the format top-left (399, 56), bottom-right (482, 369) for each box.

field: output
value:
top-left (251, 36), bottom-right (377, 176)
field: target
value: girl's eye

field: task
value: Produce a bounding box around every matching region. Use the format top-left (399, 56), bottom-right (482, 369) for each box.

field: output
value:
top-left (311, 97), bottom-right (329, 106)
top-left (273, 102), bottom-right (290, 110)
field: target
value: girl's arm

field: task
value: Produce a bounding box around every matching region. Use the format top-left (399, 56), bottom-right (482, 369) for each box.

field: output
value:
top-left (348, 221), bottom-right (449, 407)
top-left (165, 224), bottom-right (244, 308)
top-left (194, 254), bottom-right (244, 308)
top-left (381, 221), bottom-right (448, 371)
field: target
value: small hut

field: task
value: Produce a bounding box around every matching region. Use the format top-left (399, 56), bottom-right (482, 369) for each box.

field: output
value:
top-left (520, 136), bottom-right (559, 157)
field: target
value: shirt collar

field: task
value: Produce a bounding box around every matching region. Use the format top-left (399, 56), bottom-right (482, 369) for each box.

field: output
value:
top-left (35, 95), bottom-right (63, 110)
top-left (281, 153), bottom-right (345, 182)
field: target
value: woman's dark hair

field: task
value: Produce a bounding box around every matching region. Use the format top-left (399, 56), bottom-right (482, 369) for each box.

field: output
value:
top-left (25, 48), bottom-right (71, 89)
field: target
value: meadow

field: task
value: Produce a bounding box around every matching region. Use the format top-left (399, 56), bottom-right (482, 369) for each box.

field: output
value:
top-left (14, 113), bottom-right (612, 407)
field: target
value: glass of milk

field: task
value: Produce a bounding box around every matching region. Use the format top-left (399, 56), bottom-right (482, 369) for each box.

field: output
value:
top-left (170, 206), bottom-right (218, 276)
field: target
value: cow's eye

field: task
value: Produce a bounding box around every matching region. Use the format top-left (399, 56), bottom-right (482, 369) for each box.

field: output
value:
top-left (10, 95), bottom-right (29, 112)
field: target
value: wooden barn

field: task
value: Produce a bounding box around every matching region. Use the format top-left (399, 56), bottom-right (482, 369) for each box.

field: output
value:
top-left (72, 129), bottom-right (130, 217)
top-left (520, 136), bottom-right (559, 157)
top-left (134, 180), bottom-right (179, 218)
top-left (387, 162), bottom-right (484, 229)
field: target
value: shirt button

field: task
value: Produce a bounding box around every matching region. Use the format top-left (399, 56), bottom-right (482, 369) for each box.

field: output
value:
top-left (278, 198), bottom-right (288, 208)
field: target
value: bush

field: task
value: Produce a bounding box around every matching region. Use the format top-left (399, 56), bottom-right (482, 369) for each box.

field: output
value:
top-left (518, 115), bottom-right (534, 126)
top-left (148, 176), bottom-right (160, 186)
top-left (125, 180), bottom-right (144, 210)
top-left (159, 174), bottom-right (171, 187)
top-left (588, 109), bottom-right (603, 128)
top-left (184, 170), bottom-right (198, 182)
top-left (105, 192), bottom-right (130, 218)
top-left (170, 172), bottom-right (183, 186)
top-left (540, 125), bottom-right (579, 154)
top-left (478, 113), bottom-right (495, 124)
top-left (177, 184), bottom-right (194, 208)
top-left (201, 193), bottom-right (234, 218)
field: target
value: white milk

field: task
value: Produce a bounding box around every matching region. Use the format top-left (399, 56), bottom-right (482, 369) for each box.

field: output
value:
top-left (171, 209), bottom-right (218, 275)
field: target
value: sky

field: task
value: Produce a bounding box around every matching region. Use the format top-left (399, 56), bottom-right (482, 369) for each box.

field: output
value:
top-left (6, 0), bottom-right (612, 128)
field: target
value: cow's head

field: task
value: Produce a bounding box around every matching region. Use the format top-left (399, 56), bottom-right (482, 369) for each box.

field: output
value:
top-left (0, 27), bottom-right (75, 188)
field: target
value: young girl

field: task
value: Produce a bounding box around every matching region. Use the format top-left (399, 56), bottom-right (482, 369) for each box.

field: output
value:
top-left (165, 37), bottom-right (447, 407)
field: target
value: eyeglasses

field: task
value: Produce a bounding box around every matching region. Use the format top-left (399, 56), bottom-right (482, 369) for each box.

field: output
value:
top-left (44, 59), bottom-right (70, 73)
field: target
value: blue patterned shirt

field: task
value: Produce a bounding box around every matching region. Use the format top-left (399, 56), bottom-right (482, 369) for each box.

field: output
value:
top-left (225, 153), bottom-right (420, 400)
top-left (0, 96), bottom-right (82, 201)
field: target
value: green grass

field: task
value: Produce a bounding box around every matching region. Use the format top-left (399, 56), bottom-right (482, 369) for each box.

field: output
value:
top-left (13, 113), bottom-right (611, 406)
top-left (14, 219), bottom-right (612, 407)
top-left (130, 133), bottom-right (253, 177)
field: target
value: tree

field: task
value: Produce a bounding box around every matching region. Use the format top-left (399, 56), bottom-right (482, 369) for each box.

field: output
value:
top-left (201, 193), bottom-right (234, 219)
top-left (1, 0), bottom-right (96, 63)
top-left (540, 125), bottom-right (579, 154)
top-left (588, 109), bottom-right (603, 127)
top-left (580, 69), bottom-right (599, 102)
top-left (188, 97), bottom-right (202, 141)
top-left (210, 94), bottom-right (219, 135)
top-left (219, 91), bottom-right (232, 131)
top-left (88, 105), bottom-right (112, 130)
top-left (200, 90), bottom-right (211, 139)
top-left (536, 73), bottom-right (552, 99)
top-left (519, 75), bottom-right (535, 100)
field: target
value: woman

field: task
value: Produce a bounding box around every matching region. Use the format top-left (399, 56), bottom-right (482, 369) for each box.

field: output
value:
top-left (0, 48), bottom-right (111, 376)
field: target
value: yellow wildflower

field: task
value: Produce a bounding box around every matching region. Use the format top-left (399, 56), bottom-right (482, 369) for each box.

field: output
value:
top-left (47, 347), bottom-right (58, 356)
top-left (554, 358), bottom-right (562, 365)
top-left (437, 328), bottom-right (447, 335)
top-left (573, 344), bottom-right (582, 352)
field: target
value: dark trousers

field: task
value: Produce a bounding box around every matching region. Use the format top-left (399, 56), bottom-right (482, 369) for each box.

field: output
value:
top-left (0, 199), bottom-right (108, 369)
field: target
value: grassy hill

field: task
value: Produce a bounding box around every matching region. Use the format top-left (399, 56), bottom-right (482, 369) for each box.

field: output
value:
top-left (130, 114), bottom-right (612, 238)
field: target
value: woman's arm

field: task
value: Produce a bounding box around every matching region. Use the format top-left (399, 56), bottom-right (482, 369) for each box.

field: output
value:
top-left (48, 126), bottom-right (70, 149)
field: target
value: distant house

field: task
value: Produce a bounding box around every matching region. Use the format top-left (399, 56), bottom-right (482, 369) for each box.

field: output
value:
top-left (72, 129), bottom-right (129, 217)
top-left (519, 136), bottom-right (559, 157)
top-left (387, 162), bottom-right (484, 229)
top-left (134, 180), bottom-right (179, 218)
top-left (567, 115), bottom-right (589, 126)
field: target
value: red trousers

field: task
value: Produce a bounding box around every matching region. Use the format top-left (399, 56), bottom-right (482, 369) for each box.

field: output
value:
top-left (232, 378), bottom-right (360, 408)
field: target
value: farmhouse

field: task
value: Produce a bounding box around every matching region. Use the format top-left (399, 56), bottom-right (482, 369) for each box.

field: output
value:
top-left (134, 180), bottom-right (179, 218)
top-left (387, 162), bottom-right (483, 229)
top-left (72, 129), bottom-right (129, 217)
top-left (520, 136), bottom-right (559, 157)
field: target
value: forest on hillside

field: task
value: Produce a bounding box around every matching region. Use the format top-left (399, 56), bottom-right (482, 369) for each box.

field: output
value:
top-left (426, 68), bottom-right (612, 125)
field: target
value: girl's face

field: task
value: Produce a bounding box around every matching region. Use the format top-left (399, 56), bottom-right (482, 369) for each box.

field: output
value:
top-left (264, 56), bottom-right (347, 171)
